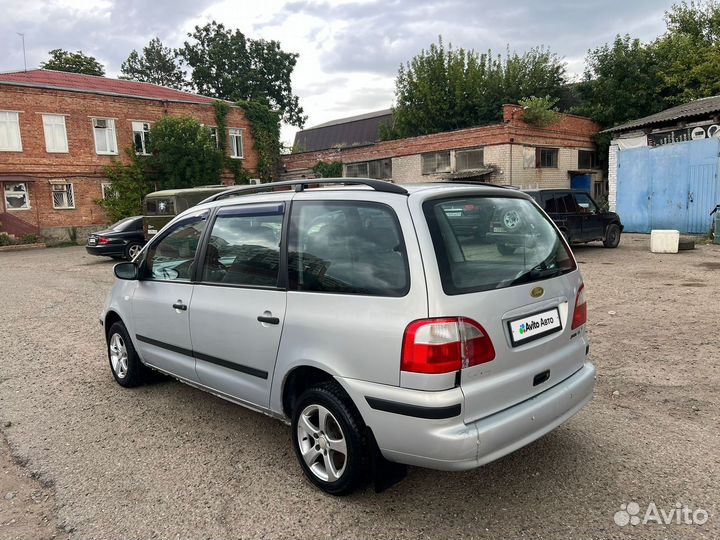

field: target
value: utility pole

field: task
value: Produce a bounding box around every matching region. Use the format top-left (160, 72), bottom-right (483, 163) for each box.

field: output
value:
top-left (17, 33), bottom-right (27, 71)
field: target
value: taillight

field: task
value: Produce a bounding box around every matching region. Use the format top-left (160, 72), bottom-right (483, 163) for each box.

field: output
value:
top-left (571, 283), bottom-right (587, 329)
top-left (98, 237), bottom-right (110, 245)
top-left (401, 317), bottom-right (495, 374)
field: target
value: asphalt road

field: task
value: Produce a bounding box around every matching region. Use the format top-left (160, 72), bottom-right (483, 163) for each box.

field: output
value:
top-left (0, 236), bottom-right (718, 539)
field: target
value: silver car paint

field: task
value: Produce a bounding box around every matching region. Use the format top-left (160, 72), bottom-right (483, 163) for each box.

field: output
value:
top-left (102, 183), bottom-right (595, 470)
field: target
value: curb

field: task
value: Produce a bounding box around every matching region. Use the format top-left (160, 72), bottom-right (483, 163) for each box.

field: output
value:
top-left (0, 243), bottom-right (47, 253)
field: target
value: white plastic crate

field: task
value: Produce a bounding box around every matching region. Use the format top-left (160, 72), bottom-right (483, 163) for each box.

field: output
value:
top-left (650, 229), bottom-right (680, 253)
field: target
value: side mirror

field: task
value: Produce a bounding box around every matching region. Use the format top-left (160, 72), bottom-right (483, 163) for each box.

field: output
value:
top-left (114, 262), bottom-right (138, 280)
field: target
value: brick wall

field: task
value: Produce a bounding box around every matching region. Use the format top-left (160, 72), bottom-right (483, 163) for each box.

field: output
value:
top-left (608, 144), bottom-right (618, 211)
top-left (0, 84), bottom-right (257, 241)
top-left (281, 104), bottom-right (601, 187)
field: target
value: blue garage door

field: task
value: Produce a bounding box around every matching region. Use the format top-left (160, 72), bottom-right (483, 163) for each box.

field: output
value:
top-left (617, 138), bottom-right (720, 233)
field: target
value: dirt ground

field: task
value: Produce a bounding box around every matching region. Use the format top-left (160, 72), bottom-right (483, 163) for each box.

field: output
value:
top-left (0, 235), bottom-right (718, 539)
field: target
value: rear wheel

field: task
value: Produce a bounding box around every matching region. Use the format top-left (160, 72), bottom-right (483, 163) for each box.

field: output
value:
top-left (603, 224), bottom-right (621, 248)
top-left (124, 241), bottom-right (143, 260)
top-left (291, 382), bottom-right (368, 495)
top-left (107, 321), bottom-right (148, 387)
top-left (497, 243), bottom-right (516, 256)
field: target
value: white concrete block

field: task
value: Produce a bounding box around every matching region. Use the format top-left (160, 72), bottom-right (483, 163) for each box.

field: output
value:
top-left (650, 229), bottom-right (680, 253)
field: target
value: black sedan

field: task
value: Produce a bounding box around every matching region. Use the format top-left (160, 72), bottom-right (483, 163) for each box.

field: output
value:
top-left (86, 216), bottom-right (146, 260)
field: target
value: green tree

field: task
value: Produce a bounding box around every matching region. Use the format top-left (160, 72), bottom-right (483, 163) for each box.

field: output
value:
top-left (518, 96), bottom-right (561, 127)
top-left (655, 0), bottom-right (720, 105)
top-left (97, 151), bottom-right (153, 222)
top-left (312, 161), bottom-right (343, 178)
top-left (145, 116), bottom-right (224, 189)
top-left (180, 21), bottom-right (306, 127)
top-left (573, 35), bottom-right (662, 128)
top-left (119, 38), bottom-right (186, 89)
top-left (383, 38), bottom-right (566, 139)
top-left (40, 49), bottom-right (105, 75)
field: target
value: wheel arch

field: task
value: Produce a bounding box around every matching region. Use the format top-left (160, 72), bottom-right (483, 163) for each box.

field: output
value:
top-left (104, 310), bottom-right (124, 339)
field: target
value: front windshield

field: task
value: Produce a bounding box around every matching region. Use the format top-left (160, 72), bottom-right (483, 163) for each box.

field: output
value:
top-left (424, 196), bottom-right (576, 295)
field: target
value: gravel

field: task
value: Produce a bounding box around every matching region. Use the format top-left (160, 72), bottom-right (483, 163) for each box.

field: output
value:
top-left (0, 235), bottom-right (718, 539)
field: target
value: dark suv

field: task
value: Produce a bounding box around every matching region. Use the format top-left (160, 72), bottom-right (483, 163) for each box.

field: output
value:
top-left (525, 189), bottom-right (623, 248)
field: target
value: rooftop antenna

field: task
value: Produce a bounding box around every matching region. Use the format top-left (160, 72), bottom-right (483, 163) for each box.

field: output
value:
top-left (16, 33), bottom-right (27, 71)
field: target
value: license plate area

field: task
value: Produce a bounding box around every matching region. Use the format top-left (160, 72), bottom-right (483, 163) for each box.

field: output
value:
top-left (508, 307), bottom-right (562, 346)
top-left (88, 238), bottom-right (97, 246)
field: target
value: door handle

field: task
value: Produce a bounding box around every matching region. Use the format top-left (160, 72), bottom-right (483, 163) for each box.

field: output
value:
top-left (172, 301), bottom-right (187, 311)
top-left (257, 315), bottom-right (280, 325)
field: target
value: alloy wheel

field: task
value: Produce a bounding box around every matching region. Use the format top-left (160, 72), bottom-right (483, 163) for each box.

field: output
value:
top-left (296, 404), bottom-right (348, 482)
top-left (128, 244), bottom-right (142, 259)
top-left (109, 333), bottom-right (129, 379)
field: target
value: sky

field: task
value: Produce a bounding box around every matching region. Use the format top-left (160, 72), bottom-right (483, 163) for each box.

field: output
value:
top-left (0, 0), bottom-right (678, 145)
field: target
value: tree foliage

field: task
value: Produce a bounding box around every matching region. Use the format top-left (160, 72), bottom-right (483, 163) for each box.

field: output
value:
top-left (518, 96), bottom-right (561, 127)
top-left (180, 21), bottom-right (306, 127)
top-left (119, 38), bottom-right (186, 89)
top-left (145, 116), bottom-right (224, 189)
top-left (236, 99), bottom-right (282, 182)
top-left (40, 49), bottom-right (105, 76)
top-left (382, 38), bottom-right (566, 139)
top-left (97, 150), bottom-right (153, 222)
top-left (312, 161), bottom-right (343, 178)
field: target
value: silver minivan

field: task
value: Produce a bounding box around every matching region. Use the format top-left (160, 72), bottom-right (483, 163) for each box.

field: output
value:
top-left (103, 178), bottom-right (595, 495)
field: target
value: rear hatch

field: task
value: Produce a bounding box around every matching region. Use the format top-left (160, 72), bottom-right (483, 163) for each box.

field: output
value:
top-left (421, 194), bottom-right (586, 423)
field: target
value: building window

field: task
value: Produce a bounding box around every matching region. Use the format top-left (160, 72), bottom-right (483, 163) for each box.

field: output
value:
top-left (0, 111), bottom-right (22, 152)
top-left (92, 118), bottom-right (118, 155)
top-left (101, 182), bottom-right (114, 200)
top-left (229, 128), bottom-right (244, 159)
top-left (421, 151), bottom-right (451, 174)
top-left (344, 159), bottom-right (392, 179)
top-left (42, 114), bottom-right (69, 153)
top-left (52, 183), bottom-right (75, 209)
top-left (208, 127), bottom-right (219, 148)
top-left (536, 147), bottom-right (558, 168)
top-left (578, 149), bottom-right (598, 169)
top-left (3, 182), bottom-right (29, 210)
top-left (455, 148), bottom-right (484, 171)
top-left (132, 122), bottom-right (151, 155)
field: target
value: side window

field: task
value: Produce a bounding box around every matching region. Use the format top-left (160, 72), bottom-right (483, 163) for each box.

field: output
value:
top-left (288, 202), bottom-right (409, 297)
top-left (573, 192), bottom-right (597, 214)
top-left (202, 204), bottom-right (283, 287)
top-left (544, 194), bottom-right (558, 213)
top-left (560, 194), bottom-right (577, 213)
top-left (144, 213), bottom-right (207, 281)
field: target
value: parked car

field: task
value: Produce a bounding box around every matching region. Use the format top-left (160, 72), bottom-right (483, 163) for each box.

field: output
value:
top-left (524, 189), bottom-right (623, 247)
top-left (102, 179), bottom-right (595, 495)
top-left (86, 216), bottom-right (146, 260)
top-left (143, 185), bottom-right (233, 240)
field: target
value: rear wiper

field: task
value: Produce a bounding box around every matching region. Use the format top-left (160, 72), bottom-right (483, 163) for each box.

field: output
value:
top-left (529, 266), bottom-right (562, 279)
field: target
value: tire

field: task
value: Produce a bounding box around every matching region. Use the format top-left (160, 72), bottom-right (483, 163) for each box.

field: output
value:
top-left (497, 243), bottom-right (516, 256)
top-left (603, 223), bottom-right (621, 248)
top-left (124, 241), bottom-right (143, 261)
top-left (291, 382), bottom-right (368, 495)
top-left (107, 321), bottom-right (148, 388)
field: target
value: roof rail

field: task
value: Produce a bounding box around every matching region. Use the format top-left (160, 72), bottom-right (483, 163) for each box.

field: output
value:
top-left (444, 180), bottom-right (520, 190)
top-left (201, 177), bottom-right (408, 203)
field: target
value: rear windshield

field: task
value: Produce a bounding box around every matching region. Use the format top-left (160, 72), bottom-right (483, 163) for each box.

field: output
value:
top-left (110, 217), bottom-right (140, 231)
top-left (145, 198), bottom-right (176, 216)
top-left (424, 196), bottom-right (576, 295)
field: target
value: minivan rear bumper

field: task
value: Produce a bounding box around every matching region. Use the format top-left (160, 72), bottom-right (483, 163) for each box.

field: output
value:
top-left (337, 362), bottom-right (596, 471)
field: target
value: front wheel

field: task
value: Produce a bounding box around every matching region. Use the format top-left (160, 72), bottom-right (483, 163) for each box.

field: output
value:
top-left (603, 224), bottom-right (621, 248)
top-left (125, 241), bottom-right (143, 260)
top-left (291, 382), bottom-right (368, 495)
top-left (107, 322), bottom-right (148, 387)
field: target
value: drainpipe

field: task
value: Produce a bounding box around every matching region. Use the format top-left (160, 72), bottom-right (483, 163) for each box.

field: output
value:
top-left (509, 138), bottom-right (514, 186)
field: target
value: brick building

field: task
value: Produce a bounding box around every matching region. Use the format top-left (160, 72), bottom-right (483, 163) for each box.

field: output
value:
top-left (0, 69), bottom-right (257, 243)
top-left (282, 104), bottom-right (603, 196)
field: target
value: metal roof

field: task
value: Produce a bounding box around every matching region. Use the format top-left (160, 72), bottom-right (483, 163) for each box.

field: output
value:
top-left (0, 69), bottom-right (220, 105)
top-left (605, 95), bottom-right (720, 133)
top-left (293, 109), bottom-right (393, 152)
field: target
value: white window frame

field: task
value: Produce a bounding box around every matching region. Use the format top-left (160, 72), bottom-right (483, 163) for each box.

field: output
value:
top-left (42, 114), bottom-right (69, 153)
top-left (132, 121), bottom-right (152, 155)
top-left (101, 182), bottom-right (113, 200)
top-left (0, 111), bottom-right (23, 152)
top-left (3, 182), bottom-right (30, 210)
top-left (51, 182), bottom-right (75, 210)
top-left (229, 128), bottom-right (244, 159)
top-left (209, 127), bottom-right (219, 148)
top-left (92, 118), bottom-right (118, 155)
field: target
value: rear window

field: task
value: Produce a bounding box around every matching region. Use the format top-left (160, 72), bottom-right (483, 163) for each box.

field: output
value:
top-left (424, 196), bottom-right (576, 295)
top-left (145, 198), bottom-right (175, 216)
top-left (110, 217), bottom-right (140, 231)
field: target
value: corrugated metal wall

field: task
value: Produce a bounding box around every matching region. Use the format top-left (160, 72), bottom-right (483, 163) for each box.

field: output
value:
top-left (616, 138), bottom-right (720, 234)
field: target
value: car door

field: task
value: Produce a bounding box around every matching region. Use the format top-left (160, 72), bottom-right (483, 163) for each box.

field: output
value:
top-left (131, 210), bottom-right (208, 383)
top-left (573, 192), bottom-right (604, 241)
top-left (557, 191), bottom-right (583, 241)
top-left (188, 201), bottom-right (287, 408)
